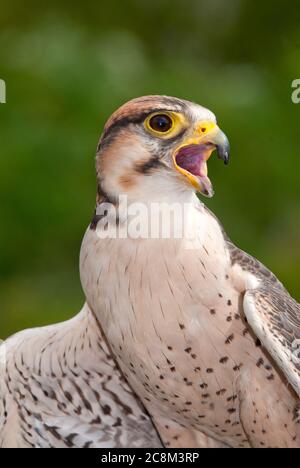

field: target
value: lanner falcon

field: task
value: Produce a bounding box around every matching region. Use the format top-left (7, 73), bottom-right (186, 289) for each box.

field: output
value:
top-left (1, 96), bottom-right (299, 449)
top-left (80, 95), bottom-right (300, 448)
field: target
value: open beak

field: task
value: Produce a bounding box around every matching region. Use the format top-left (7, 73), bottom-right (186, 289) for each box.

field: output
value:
top-left (173, 121), bottom-right (230, 197)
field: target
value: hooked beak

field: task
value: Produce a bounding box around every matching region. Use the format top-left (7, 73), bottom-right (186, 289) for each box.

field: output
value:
top-left (173, 121), bottom-right (230, 197)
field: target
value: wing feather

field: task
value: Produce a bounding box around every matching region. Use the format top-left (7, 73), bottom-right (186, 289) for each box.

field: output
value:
top-left (244, 285), bottom-right (300, 396)
top-left (228, 241), bottom-right (300, 397)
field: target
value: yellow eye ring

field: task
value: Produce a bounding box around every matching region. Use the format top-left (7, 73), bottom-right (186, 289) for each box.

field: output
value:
top-left (145, 112), bottom-right (175, 136)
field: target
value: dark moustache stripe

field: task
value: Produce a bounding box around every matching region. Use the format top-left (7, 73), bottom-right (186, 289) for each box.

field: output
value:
top-left (135, 157), bottom-right (165, 174)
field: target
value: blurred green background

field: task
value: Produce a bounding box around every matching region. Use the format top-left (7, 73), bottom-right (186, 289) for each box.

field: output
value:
top-left (1, 0), bottom-right (300, 338)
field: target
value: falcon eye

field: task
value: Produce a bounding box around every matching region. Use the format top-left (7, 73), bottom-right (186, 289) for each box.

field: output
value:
top-left (148, 114), bottom-right (173, 133)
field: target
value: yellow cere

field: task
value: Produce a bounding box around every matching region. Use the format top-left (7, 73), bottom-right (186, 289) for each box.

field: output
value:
top-left (195, 120), bottom-right (217, 136)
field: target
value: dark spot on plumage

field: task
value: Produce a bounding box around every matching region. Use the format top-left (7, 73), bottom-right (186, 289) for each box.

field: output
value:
top-left (179, 323), bottom-right (185, 330)
top-left (233, 364), bottom-right (242, 371)
top-left (112, 417), bottom-right (122, 428)
top-left (44, 424), bottom-right (61, 440)
top-left (83, 441), bottom-right (93, 448)
top-left (206, 368), bottom-right (214, 374)
top-left (225, 334), bottom-right (234, 344)
top-left (203, 246), bottom-right (210, 256)
top-left (255, 338), bottom-right (262, 347)
top-left (90, 415), bottom-right (102, 425)
top-left (210, 309), bottom-right (216, 315)
top-left (220, 356), bottom-right (229, 364)
top-left (292, 403), bottom-right (300, 421)
top-left (184, 347), bottom-right (192, 354)
top-left (227, 394), bottom-right (238, 402)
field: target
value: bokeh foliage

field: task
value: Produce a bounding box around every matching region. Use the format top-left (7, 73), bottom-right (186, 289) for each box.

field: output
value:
top-left (1, 0), bottom-right (300, 338)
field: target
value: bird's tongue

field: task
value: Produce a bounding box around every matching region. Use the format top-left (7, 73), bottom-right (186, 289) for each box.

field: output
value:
top-left (175, 144), bottom-right (214, 197)
top-left (175, 145), bottom-right (207, 176)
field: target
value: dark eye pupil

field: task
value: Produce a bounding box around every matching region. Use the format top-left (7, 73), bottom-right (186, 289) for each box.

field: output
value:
top-left (149, 114), bottom-right (172, 132)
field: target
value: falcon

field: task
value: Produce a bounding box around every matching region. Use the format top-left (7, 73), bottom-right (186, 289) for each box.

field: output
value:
top-left (80, 95), bottom-right (300, 448)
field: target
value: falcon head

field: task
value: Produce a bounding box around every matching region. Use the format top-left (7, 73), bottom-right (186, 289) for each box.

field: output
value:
top-left (96, 96), bottom-right (229, 201)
